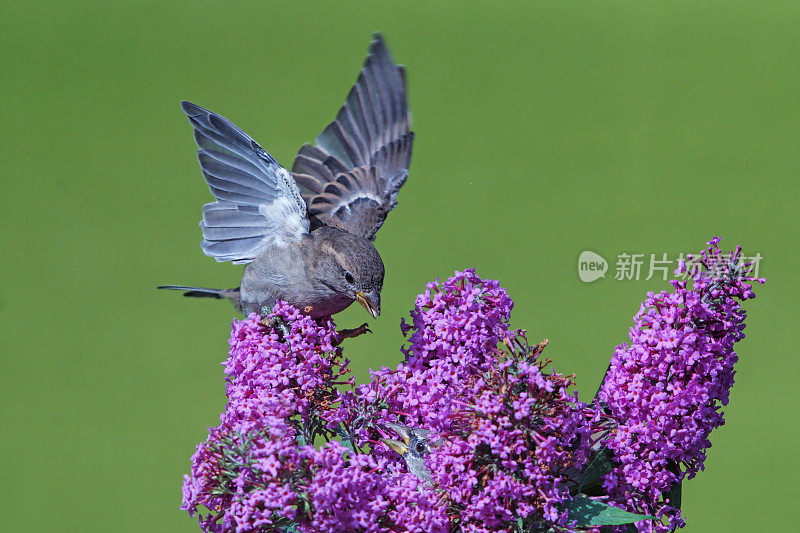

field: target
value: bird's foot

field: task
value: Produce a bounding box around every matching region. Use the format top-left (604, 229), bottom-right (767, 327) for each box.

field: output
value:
top-left (334, 323), bottom-right (372, 345)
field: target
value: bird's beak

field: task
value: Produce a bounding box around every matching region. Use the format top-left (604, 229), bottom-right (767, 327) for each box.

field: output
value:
top-left (355, 290), bottom-right (380, 319)
top-left (382, 438), bottom-right (409, 456)
top-left (382, 422), bottom-right (411, 456)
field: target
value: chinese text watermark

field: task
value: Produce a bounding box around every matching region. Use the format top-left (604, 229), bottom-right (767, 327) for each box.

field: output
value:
top-left (578, 251), bottom-right (763, 283)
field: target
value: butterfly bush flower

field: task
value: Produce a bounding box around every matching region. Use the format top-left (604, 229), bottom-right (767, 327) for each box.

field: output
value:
top-left (181, 301), bottom-right (446, 532)
top-left (221, 304), bottom-right (348, 433)
top-left (181, 302), bottom-right (360, 530)
top-left (327, 269), bottom-right (517, 459)
top-left (180, 243), bottom-right (762, 532)
top-left (372, 269), bottom-right (514, 429)
top-left (598, 238), bottom-right (765, 530)
top-left (427, 338), bottom-right (596, 531)
top-left (337, 270), bottom-right (596, 530)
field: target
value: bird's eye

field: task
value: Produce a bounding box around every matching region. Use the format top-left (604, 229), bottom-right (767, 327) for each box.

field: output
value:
top-left (345, 272), bottom-right (355, 284)
top-left (416, 442), bottom-right (426, 454)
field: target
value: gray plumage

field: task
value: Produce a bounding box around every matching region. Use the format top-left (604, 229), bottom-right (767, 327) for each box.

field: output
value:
top-left (383, 423), bottom-right (436, 484)
top-left (292, 34), bottom-right (413, 240)
top-left (238, 226), bottom-right (383, 317)
top-left (159, 33), bottom-right (410, 320)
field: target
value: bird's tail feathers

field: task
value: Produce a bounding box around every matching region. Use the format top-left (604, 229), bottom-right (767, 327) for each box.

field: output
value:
top-left (157, 285), bottom-right (239, 300)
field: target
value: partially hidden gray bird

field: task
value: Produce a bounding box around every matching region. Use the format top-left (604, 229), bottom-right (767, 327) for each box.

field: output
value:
top-left (382, 423), bottom-right (437, 484)
top-left (159, 34), bottom-right (413, 321)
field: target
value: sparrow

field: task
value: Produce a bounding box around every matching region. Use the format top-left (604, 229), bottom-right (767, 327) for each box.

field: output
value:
top-left (159, 34), bottom-right (413, 320)
top-left (382, 423), bottom-right (437, 484)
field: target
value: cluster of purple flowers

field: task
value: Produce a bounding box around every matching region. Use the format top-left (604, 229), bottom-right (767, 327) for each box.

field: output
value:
top-left (339, 269), bottom-right (516, 439)
top-left (181, 304), bottom-right (348, 531)
top-left (598, 238), bottom-right (765, 530)
top-left (181, 303), bottom-right (448, 532)
top-left (339, 270), bottom-right (595, 530)
top-left (426, 337), bottom-right (596, 530)
top-left (180, 240), bottom-right (762, 532)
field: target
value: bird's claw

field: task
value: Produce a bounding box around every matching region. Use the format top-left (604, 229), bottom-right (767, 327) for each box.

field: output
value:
top-left (334, 323), bottom-right (372, 345)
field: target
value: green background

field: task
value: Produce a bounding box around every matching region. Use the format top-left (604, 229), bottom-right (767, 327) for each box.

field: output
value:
top-left (2, 1), bottom-right (796, 530)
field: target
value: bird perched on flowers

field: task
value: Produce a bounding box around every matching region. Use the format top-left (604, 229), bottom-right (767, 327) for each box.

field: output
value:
top-left (382, 423), bottom-right (437, 484)
top-left (159, 34), bottom-right (413, 321)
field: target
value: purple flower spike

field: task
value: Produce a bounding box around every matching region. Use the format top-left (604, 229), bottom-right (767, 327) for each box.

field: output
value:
top-left (428, 338), bottom-right (596, 531)
top-left (181, 301), bottom-right (449, 532)
top-left (369, 269), bottom-right (516, 434)
top-left (598, 238), bottom-right (765, 530)
top-left (180, 302), bottom-right (352, 530)
top-left (336, 271), bottom-right (597, 530)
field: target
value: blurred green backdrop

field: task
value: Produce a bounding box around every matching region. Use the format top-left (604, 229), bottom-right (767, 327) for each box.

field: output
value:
top-left (2, 1), bottom-right (796, 531)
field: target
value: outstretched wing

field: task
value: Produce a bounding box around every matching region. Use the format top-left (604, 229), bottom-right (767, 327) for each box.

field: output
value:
top-left (291, 33), bottom-right (413, 241)
top-left (182, 101), bottom-right (309, 264)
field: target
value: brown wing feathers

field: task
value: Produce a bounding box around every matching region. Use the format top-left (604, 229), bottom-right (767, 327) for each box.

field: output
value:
top-left (291, 33), bottom-right (413, 241)
top-left (307, 167), bottom-right (386, 233)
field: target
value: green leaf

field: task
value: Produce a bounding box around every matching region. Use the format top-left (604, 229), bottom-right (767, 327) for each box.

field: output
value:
top-left (577, 446), bottom-right (616, 492)
top-left (593, 361), bottom-right (613, 400)
top-left (565, 494), bottom-right (655, 526)
top-left (664, 480), bottom-right (682, 509)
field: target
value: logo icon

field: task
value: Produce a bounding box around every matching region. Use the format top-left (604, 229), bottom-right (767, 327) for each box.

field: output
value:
top-left (578, 251), bottom-right (608, 282)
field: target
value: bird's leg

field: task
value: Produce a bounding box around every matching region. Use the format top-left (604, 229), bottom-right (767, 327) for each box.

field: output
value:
top-left (333, 323), bottom-right (372, 345)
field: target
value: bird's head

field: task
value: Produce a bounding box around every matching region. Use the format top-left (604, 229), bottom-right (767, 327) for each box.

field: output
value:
top-left (315, 228), bottom-right (384, 318)
top-left (382, 422), bottom-right (437, 483)
top-left (382, 423), bottom-right (433, 459)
